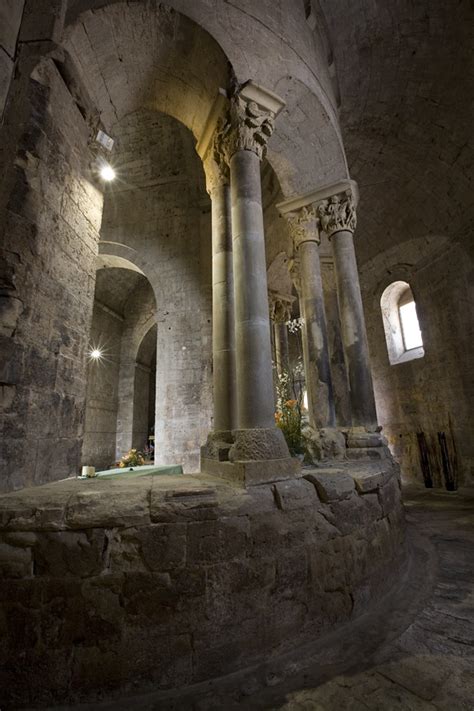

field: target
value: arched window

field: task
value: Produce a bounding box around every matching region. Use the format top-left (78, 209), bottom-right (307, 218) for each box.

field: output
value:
top-left (380, 281), bottom-right (424, 365)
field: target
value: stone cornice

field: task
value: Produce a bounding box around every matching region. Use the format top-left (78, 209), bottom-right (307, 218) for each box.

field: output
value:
top-left (276, 179), bottom-right (359, 216)
top-left (239, 80), bottom-right (286, 118)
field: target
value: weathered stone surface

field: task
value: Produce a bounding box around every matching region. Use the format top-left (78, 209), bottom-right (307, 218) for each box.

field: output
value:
top-left (229, 427), bottom-right (289, 461)
top-left (151, 482), bottom-right (220, 523)
top-left (304, 469), bottom-right (355, 502)
top-left (346, 446), bottom-right (390, 461)
top-left (272, 477), bottom-right (316, 510)
top-left (352, 467), bottom-right (395, 493)
top-left (378, 476), bottom-right (400, 516)
top-left (304, 426), bottom-right (346, 461)
top-left (33, 530), bottom-right (107, 577)
top-left (136, 523), bottom-right (186, 571)
top-left (65, 480), bottom-right (152, 529)
top-left (0, 542), bottom-right (32, 578)
top-left (0, 468), bottom-right (407, 707)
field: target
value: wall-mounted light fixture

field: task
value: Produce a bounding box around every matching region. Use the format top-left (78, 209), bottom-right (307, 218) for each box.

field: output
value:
top-left (99, 164), bottom-right (116, 182)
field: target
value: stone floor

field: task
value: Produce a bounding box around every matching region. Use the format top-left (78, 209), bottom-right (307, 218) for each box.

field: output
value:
top-left (44, 483), bottom-right (473, 711)
top-left (272, 485), bottom-right (474, 711)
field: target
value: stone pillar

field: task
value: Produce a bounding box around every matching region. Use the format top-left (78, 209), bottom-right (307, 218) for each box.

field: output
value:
top-left (206, 156), bottom-right (237, 436)
top-left (287, 208), bottom-right (335, 429)
top-left (115, 356), bottom-right (137, 459)
top-left (274, 313), bottom-right (290, 378)
top-left (317, 190), bottom-right (377, 429)
top-left (217, 84), bottom-right (295, 478)
top-left (269, 293), bottom-right (291, 377)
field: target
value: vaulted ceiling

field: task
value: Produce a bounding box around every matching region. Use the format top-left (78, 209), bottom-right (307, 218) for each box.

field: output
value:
top-left (320, 0), bottom-right (474, 265)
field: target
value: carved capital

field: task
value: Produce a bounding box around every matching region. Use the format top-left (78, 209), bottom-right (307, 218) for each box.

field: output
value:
top-left (220, 95), bottom-right (275, 163)
top-left (286, 205), bottom-right (320, 250)
top-left (316, 190), bottom-right (357, 238)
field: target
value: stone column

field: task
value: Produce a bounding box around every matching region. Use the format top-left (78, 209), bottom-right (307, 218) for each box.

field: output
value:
top-left (206, 156), bottom-right (237, 437)
top-left (269, 293), bottom-right (291, 377)
top-left (219, 85), bottom-right (292, 470)
top-left (317, 190), bottom-right (377, 429)
top-left (286, 207), bottom-right (335, 428)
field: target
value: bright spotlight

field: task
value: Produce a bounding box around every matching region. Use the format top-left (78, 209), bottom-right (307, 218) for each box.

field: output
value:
top-left (90, 348), bottom-right (103, 360)
top-left (100, 164), bottom-right (116, 182)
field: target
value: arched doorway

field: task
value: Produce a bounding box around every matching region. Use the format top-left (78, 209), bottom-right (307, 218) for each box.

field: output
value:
top-left (82, 266), bottom-right (157, 469)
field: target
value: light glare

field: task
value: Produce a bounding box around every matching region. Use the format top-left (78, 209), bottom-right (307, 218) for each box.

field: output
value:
top-left (399, 301), bottom-right (423, 350)
top-left (90, 348), bottom-right (103, 360)
top-left (100, 164), bottom-right (116, 182)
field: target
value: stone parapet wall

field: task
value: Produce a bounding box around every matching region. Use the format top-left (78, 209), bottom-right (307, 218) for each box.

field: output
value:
top-left (0, 465), bottom-right (405, 708)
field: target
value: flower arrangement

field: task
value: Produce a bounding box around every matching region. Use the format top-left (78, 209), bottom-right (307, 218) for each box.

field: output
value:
top-left (275, 397), bottom-right (304, 456)
top-left (119, 449), bottom-right (145, 468)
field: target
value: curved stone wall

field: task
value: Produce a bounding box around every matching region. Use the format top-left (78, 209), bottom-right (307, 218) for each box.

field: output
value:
top-left (0, 465), bottom-right (405, 707)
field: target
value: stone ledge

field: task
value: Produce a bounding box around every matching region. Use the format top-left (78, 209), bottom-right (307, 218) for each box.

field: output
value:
top-left (352, 467), bottom-right (396, 494)
top-left (346, 446), bottom-right (391, 461)
top-left (304, 469), bottom-right (355, 502)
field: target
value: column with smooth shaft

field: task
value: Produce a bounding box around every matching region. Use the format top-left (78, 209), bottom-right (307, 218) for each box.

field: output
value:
top-left (274, 312), bottom-right (289, 375)
top-left (222, 90), bottom-right (289, 461)
top-left (317, 190), bottom-right (377, 429)
top-left (287, 207), bottom-right (335, 428)
top-left (206, 156), bottom-right (236, 436)
top-left (274, 303), bottom-right (290, 377)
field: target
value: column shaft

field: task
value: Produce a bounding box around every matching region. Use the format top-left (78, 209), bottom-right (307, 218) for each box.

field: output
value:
top-left (211, 181), bottom-right (236, 431)
top-left (299, 240), bottom-right (336, 428)
top-left (331, 230), bottom-right (377, 428)
top-left (230, 149), bottom-right (275, 429)
top-left (274, 320), bottom-right (289, 376)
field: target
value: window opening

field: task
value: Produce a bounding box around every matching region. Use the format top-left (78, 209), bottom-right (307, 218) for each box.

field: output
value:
top-left (380, 281), bottom-right (424, 365)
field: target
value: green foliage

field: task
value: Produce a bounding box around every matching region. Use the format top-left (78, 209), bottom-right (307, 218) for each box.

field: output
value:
top-left (274, 369), bottom-right (305, 456)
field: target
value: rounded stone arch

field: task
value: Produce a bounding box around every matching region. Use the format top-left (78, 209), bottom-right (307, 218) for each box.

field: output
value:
top-left (62, 1), bottom-right (231, 140)
top-left (95, 252), bottom-right (145, 276)
top-left (268, 75), bottom-right (349, 196)
top-left (62, 1), bottom-right (348, 199)
top-left (380, 280), bottom-right (424, 366)
top-left (98, 241), bottom-right (166, 313)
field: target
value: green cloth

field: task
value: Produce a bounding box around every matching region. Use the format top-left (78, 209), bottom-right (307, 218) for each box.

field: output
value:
top-left (80, 464), bottom-right (183, 480)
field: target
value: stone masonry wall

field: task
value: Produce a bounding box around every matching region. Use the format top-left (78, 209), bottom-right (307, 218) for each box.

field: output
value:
top-left (0, 54), bottom-right (103, 492)
top-left (361, 236), bottom-right (474, 486)
top-left (82, 302), bottom-right (123, 470)
top-left (0, 465), bottom-right (405, 707)
top-left (0, 0), bottom-right (25, 119)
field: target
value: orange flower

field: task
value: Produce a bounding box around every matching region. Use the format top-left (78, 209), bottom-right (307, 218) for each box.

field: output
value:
top-left (284, 399), bottom-right (297, 409)
top-left (274, 411), bottom-right (282, 423)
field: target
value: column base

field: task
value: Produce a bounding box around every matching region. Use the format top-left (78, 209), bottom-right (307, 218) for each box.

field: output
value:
top-left (201, 457), bottom-right (301, 487)
top-left (200, 430), bottom-right (234, 462)
top-left (229, 427), bottom-right (289, 462)
top-left (201, 427), bottom-right (298, 486)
